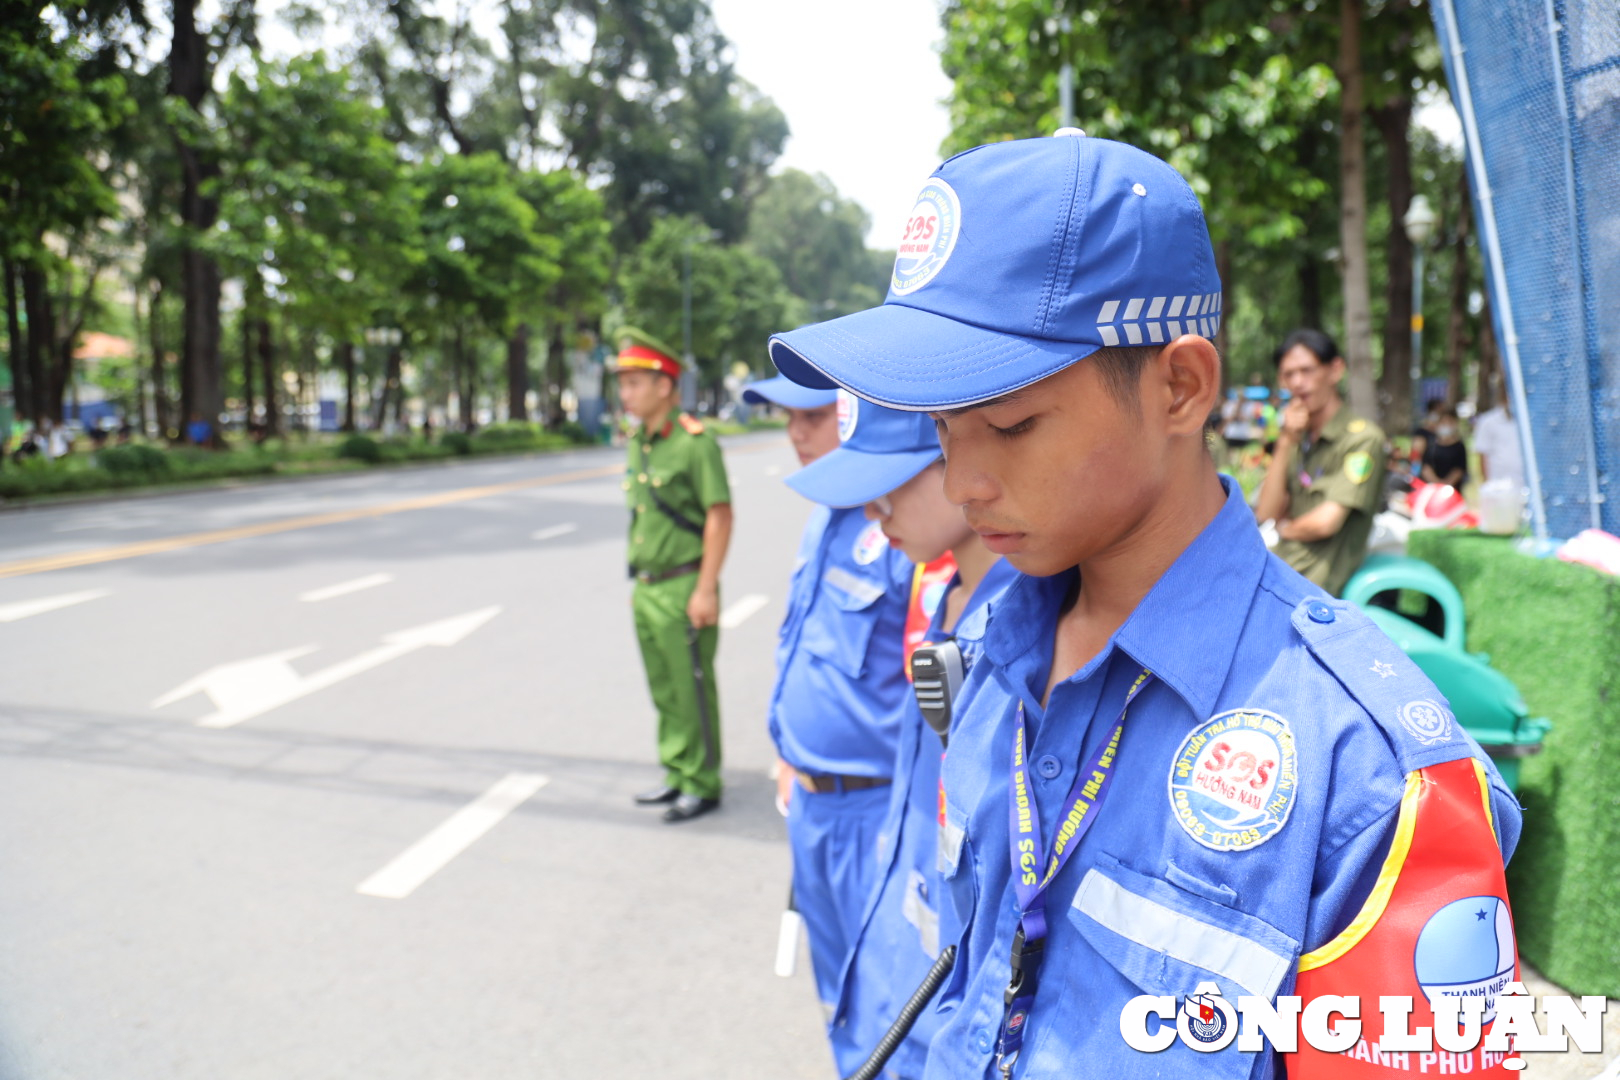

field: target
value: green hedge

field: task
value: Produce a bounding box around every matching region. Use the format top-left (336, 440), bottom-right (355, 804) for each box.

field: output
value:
top-left (1406, 530), bottom-right (1620, 996)
top-left (0, 425), bottom-right (591, 502)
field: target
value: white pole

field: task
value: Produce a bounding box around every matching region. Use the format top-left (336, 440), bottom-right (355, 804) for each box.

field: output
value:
top-left (1436, 0), bottom-right (1550, 542)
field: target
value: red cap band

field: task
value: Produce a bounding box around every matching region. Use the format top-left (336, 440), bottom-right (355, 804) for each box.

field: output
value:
top-left (615, 344), bottom-right (681, 379)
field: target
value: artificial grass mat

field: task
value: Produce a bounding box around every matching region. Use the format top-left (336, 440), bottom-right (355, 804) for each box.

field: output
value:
top-left (1407, 529), bottom-right (1620, 996)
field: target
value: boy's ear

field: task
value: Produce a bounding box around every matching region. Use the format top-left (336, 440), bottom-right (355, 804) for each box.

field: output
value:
top-left (1159, 336), bottom-right (1222, 436)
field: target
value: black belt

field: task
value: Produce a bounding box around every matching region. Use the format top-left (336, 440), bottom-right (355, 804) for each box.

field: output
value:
top-left (630, 559), bottom-right (702, 584)
top-left (796, 773), bottom-right (892, 795)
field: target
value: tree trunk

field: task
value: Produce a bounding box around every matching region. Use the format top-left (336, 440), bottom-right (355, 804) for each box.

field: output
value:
top-left (21, 259), bottom-right (54, 423)
top-left (169, 0), bottom-right (223, 432)
top-left (1214, 240), bottom-right (1233, 365)
top-left (149, 280), bottom-right (169, 437)
top-left (1444, 171), bottom-right (1472, 407)
top-left (507, 322), bottom-right (530, 422)
top-left (1476, 292), bottom-right (1500, 413)
top-left (1372, 98), bottom-right (1413, 433)
top-left (1299, 254), bottom-right (1324, 334)
top-left (339, 341), bottom-right (356, 432)
top-left (457, 324), bottom-right (473, 431)
top-left (3, 256), bottom-right (27, 425)
top-left (1336, 0), bottom-right (1377, 418)
top-left (258, 315), bottom-right (278, 437)
top-left (242, 308), bottom-right (256, 429)
top-left (545, 323), bottom-right (568, 426)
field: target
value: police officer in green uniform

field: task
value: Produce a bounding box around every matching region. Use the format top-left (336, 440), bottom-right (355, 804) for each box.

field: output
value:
top-left (1255, 328), bottom-right (1387, 596)
top-left (615, 334), bottom-right (734, 824)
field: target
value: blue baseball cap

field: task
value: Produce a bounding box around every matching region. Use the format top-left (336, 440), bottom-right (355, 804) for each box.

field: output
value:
top-left (769, 132), bottom-right (1221, 411)
top-left (740, 375), bottom-right (837, 409)
top-left (785, 390), bottom-right (941, 508)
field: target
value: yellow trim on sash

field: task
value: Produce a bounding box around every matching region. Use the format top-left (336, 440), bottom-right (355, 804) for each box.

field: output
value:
top-left (1297, 769), bottom-right (1423, 972)
top-left (1472, 757), bottom-right (1494, 836)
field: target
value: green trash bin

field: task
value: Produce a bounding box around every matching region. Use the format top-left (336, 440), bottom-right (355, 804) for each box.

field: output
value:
top-left (1345, 556), bottom-right (1550, 791)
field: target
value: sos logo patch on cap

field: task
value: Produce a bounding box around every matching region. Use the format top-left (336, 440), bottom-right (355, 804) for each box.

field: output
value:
top-left (891, 179), bottom-right (961, 296)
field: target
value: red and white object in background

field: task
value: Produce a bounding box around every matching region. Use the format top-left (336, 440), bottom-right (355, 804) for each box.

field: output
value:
top-left (1402, 479), bottom-right (1480, 531)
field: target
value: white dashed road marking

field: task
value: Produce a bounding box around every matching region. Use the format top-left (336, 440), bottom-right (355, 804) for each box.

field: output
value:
top-left (357, 772), bottom-right (549, 899)
top-left (531, 523), bottom-right (578, 541)
top-left (719, 593), bottom-right (770, 630)
top-left (0, 589), bottom-right (110, 623)
top-left (298, 573), bottom-right (394, 602)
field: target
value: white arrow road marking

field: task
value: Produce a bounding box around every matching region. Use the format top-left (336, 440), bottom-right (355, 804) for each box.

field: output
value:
top-left (530, 523), bottom-right (578, 541)
top-left (299, 572), bottom-right (394, 603)
top-left (357, 772), bottom-right (549, 899)
top-left (0, 589), bottom-right (111, 623)
top-left (151, 606), bottom-right (501, 729)
top-left (720, 593), bottom-right (770, 630)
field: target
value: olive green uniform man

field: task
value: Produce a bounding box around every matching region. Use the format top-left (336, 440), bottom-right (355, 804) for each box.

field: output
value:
top-left (615, 336), bottom-right (733, 824)
top-left (1256, 328), bottom-right (1387, 596)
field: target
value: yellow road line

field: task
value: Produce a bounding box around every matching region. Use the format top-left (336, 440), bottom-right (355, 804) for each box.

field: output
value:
top-left (0, 464), bottom-right (621, 580)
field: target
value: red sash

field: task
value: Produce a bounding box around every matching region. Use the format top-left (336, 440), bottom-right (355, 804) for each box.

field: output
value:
top-left (903, 554), bottom-right (957, 680)
top-left (1288, 757), bottom-right (1519, 1076)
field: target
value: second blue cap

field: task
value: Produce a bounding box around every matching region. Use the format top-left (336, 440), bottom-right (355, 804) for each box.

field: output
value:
top-left (785, 390), bottom-right (941, 508)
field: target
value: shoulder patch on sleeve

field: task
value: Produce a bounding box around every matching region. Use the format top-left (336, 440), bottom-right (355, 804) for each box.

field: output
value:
top-left (678, 413), bottom-right (705, 435)
top-left (1289, 597), bottom-right (1475, 773)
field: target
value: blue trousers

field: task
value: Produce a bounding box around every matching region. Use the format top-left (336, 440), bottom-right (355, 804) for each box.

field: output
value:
top-left (787, 782), bottom-right (892, 1012)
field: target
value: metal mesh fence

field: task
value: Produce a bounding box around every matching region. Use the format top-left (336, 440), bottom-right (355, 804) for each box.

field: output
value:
top-left (1432, 0), bottom-right (1619, 541)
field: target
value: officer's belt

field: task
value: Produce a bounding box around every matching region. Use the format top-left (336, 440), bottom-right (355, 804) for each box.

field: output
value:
top-left (795, 773), bottom-right (892, 795)
top-left (629, 559), bottom-right (702, 585)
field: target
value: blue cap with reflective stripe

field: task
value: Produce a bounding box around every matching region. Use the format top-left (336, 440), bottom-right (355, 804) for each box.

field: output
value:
top-left (769, 131), bottom-right (1221, 412)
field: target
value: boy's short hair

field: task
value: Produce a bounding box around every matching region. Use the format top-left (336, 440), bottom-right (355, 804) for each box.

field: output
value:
top-left (1090, 345), bottom-right (1166, 410)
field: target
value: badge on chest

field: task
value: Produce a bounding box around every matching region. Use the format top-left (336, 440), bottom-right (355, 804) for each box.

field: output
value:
top-left (1168, 709), bottom-right (1298, 851)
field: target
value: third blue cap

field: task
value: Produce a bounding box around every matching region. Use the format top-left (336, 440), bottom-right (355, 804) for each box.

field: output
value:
top-left (785, 390), bottom-right (941, 508)
top-left (769, 132), bottom-right (1221, 412)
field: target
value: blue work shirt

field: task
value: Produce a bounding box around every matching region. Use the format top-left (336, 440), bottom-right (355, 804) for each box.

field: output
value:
top-left (925, 477), bottom-right (1522, 1080)
top-left (832, 557), bottom-right (1020, 1078)
top-left (770, 505), bottom-right (915, 777)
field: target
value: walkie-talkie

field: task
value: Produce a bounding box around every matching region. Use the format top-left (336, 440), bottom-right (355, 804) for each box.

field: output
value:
top-left (909, 640), bottom-right (965, 748)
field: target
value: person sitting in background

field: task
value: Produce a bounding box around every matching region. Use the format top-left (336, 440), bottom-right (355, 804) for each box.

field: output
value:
top-left (1411, 397), bottom-right (1442, 476)
top-left (1254, 328), bottom-right (1386, 597)
top-left (1420, 404), bottom-right (1468, 489)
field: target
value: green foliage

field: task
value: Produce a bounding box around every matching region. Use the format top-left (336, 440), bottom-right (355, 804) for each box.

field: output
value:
top-left (96, 443), bottom-right (170, 475)
top-left (619, 216), bottom-right (794, 386)
top-left (441, 431), bottom-right (472, 455)
top-left (411, 153), bottom-right (561, 334)
top-left (337, 433), bottom-right (382, 462)
top-left (0, 13), bottom-right (133, 261)
top-left (746, 170), bottom-right (889, 320)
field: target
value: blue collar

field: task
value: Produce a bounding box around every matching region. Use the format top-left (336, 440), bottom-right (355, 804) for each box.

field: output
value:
top-left (983, 476), bottom-right (1267, 719)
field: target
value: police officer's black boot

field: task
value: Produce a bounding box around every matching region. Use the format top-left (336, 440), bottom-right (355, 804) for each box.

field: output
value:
top-left (633, 784), bottom-right (680, 806)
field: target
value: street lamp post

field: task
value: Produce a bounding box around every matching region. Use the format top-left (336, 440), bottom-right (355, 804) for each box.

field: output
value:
top-left (679, 229), bottom-right (722, 413)
top-left (1403, 194), bottom-right (1438, 424)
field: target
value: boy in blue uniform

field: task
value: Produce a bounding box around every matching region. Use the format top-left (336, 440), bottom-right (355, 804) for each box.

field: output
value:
top-left (788, 390), bottom-right (1017, 1078)
top-left (769, 132), bottom-right (1522, 1079)
top-left (747, 376), bottom-right (917, 1027)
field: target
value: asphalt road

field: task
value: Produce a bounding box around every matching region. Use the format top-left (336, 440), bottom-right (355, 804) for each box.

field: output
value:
top-left (0, 435), bottom-right (834, 1080)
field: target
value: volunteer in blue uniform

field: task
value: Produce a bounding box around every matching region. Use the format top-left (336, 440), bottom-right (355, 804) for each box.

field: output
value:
top-left (787, 391), bottom-right (1018, 1078)
top-left (769, 132), bottom-right (1523, 1079)
top-left (750, 375), bottom-right (916, 1023)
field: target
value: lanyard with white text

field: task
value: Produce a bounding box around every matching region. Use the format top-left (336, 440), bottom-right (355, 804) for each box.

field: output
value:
top-left (997, 668), bottom-right (1154, 1076)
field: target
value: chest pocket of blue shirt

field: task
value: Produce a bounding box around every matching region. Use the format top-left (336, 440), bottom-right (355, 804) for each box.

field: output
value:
top-left (798, 566), bottom-right (886, 679)
top-left (932, 798), bottom-right (977, 1011)
top-left (1057, 854), bottom-right (1300, 1077)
